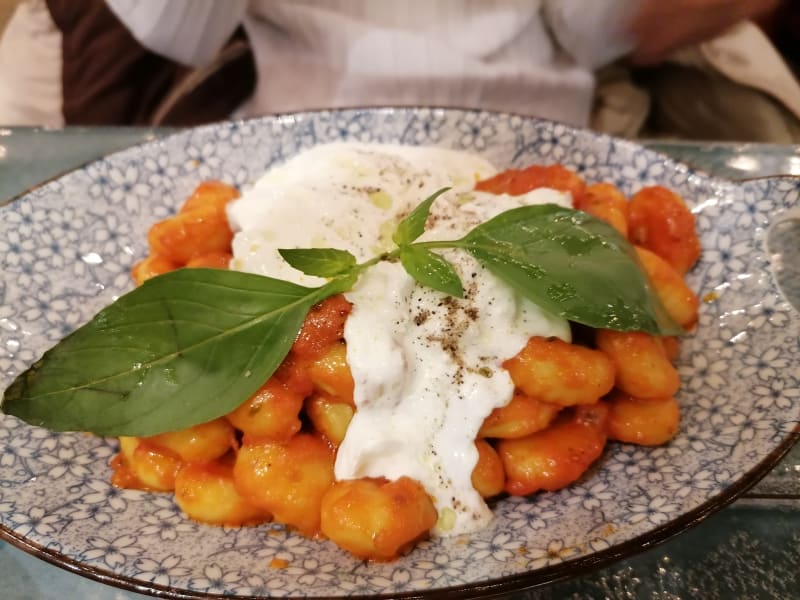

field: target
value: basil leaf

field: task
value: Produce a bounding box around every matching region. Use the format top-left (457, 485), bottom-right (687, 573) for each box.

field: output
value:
top-left (2, 269), bottom-right (351, 436)
top-left (392, 187), bottom-right (450, 245)
top-left (399, 245), bottom-right (464, 298)
top-left (279, 247), bottom-right (357, 277)
top-left (462, 204), bottom-right (682, 335)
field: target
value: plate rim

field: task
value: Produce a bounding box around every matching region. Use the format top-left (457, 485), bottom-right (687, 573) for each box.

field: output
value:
top-left (1, 107), bottom-right (798, 598)
top-left (0, 105), bottom-right (764, 209)
top-left (2, 429), bottom-right (796, 599)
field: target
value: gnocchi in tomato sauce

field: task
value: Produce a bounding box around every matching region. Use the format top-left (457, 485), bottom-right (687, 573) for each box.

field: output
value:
top-left (118, 144), bottom-right (700, 561)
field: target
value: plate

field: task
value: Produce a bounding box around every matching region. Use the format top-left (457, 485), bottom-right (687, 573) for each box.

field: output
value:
top-left (1, 108), bottom-right (798, 598)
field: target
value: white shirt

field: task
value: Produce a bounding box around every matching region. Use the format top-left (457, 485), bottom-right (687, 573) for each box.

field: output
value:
top-left (105, 0), bottom-right (639, 126)
top-left (0, 0), bottom-right (64, 127)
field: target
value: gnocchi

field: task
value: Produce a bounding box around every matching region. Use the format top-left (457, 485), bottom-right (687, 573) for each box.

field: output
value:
top-left (320, 477), bottom-right (437, 560)
top-left (628, 185), bottom-right (701, 275)
top-left (575, 182), bottom-right (629, 236)
top-left (234, 433), bottom-right (335, 537)
top-left (112, 160), bottom-right (701, 562)
top-left (504, 336), bottom-right (616, 407)
top-left (174, 460), bottom-right (269, 526)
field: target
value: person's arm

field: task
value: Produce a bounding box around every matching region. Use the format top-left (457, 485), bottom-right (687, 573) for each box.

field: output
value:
top-left (629, 0), bottom-right (780, 64)
top-left (104, 0), bottom-right (247, 67)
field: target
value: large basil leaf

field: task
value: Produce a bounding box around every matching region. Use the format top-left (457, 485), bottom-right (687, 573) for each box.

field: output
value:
top-left (461, 204), bottom-right (683, 335)
top-left (2, 269), bottom-right (350, 436)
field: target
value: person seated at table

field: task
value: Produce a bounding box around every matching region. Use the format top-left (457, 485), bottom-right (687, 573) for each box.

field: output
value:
top-left (0, 0), bottom-right (254, 127)
top-left (0, 0), bottom-right (797, 142)
top-left (620, 0), bottom-right (800, 142)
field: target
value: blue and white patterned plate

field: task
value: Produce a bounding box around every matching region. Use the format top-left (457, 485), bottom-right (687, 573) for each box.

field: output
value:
top-left (1, 108), bottom-right (798, 599)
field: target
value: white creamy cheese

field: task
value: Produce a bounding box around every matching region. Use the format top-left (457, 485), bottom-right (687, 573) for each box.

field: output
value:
top-left (227, 142), bottom-right (572, 536)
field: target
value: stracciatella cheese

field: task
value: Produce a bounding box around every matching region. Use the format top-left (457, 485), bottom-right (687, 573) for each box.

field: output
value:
top-left (227, 143), bottom-right (571, 536)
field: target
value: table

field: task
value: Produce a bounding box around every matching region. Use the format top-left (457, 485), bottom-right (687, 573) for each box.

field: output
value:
top-left (1, 127), bottom-right (798, 600)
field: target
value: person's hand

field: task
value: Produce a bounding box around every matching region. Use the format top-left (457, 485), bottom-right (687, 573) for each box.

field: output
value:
top-left (629, 0), bottom-right (780, 64)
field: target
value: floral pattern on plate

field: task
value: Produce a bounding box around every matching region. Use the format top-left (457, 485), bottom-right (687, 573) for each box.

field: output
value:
top-left (1, 108), bottom-right (798, 598)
